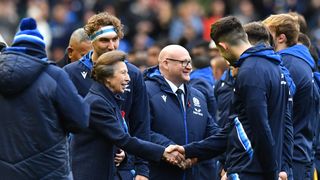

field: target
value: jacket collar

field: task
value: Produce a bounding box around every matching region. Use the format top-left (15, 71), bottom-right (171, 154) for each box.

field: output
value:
top-left (277, 44), bottom-right (315, 70)
top-left (79, 50), bottom-right (94, 70)
top-left (89, 81), bottom-right (124, 107)
top-left (235, 43), bottom-right (281, 67)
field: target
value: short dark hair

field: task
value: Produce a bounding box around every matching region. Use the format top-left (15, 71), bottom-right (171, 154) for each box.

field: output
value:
top-left (92, 50), bottom-right (127, 83)
top-left (70, 28), bottom-right (90, 43)
top-left (210, 16), bottom-right (248, 45)
top-left (191, 55), bottom-right (211, 69)
top-left (298, 33), bottom-right (311, 48)
top-left (244, 22), bottom-right (271, 45)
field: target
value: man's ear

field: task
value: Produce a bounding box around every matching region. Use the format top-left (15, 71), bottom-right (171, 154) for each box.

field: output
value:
top-left (218, 42), bottom-right (228, 50)
top-left (277, 34), bottom-right (287, 44)
top-left (67, 46), bottom-right (73, 59)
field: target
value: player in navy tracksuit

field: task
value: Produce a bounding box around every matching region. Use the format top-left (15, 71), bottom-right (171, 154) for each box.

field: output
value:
top-left (214, 70), bottom-right (235, 128)
top-left (64, 12), bottom-right (150, 179)
top-left (189, 66), bottom-right (217, 119)
top-left (144, 44), bottom-right (220, 180)
top-left (180, 17), bottom-right (291, 180)
top-left (278, 44), bottom-right (320, 179)
top-left (263, 14), bottom-right (320, 180)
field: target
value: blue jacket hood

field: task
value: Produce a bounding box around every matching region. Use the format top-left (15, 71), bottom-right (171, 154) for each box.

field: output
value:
top-left (0, 51), bottom-right (47, 95)
top-left (143, 65), bottom-right (161, 80)
top-left (190, 67), bottom-right (215, 86)
top-left (278, 44), bottom-right (315, 70)
top-left (236, 43), bottom-right (296, 95)
top-left (236, 43), bottom-right (282, 67)
top-left (80, 50), bottom-right (94, 70)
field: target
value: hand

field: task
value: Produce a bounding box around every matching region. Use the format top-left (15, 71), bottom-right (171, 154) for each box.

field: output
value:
top-left (177, 158), bottom-right (198, 170)
top-left (163, 145), bottom-right (185, 164)
top-left (220, 169), bottom-right (227, 180)
top-left (221, 172), bottom-right (227, 180)
top-left (278, 171), bottom-right (287, 180)
top-left (114, 149), bottom-right (125, 166)
top-left (135, 175), bottom-right (148, 180)
top-left (166, 145), bottom-right (185, 155)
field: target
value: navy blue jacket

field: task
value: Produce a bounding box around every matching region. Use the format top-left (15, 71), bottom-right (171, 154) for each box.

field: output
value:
top-left (64, 51), bottom-right (151, 177)
top-left (184, 44), bottom-right (294, 178)
top-left (214, 69), bottom-right (235, 127)
top-left (278, 44), bottom-right (320, 164)
top-left (71, 82), bottom-right (164, 180)
top-left (144, 66), bottom-right (219, 180)
top-left (0, 50), bottom-right (89, 179)
top-left (189, 67), bottom-right (217, 119)
top-left (227, 44), bottom-right (290, 175)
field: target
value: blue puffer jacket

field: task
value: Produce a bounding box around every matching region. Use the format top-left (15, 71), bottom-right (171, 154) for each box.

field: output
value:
top-left (278, 44), bottom-right (320, 164)
top-left (144, 66), bottom-right (220, 180)
top-left (0, 50), bottom-right (89, 179)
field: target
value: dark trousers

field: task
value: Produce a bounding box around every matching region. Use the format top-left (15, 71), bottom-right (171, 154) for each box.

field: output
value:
top-left (228, 171), bottom-right (277, 180)
top-left (292, 161), bottom-right (313, 180)
top-left (114, 170), bottom-right (134, 180)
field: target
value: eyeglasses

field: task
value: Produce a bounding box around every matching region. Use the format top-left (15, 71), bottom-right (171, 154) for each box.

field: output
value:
top-left (166, 58), bottom-right (192, 68)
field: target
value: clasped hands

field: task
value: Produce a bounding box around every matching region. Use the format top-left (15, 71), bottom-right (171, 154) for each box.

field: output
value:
top-left (162, 145), bottom-right (197, 170)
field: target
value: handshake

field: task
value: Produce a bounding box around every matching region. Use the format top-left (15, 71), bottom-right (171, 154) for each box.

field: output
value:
top-left (162, 145), bottom-right (198, 170)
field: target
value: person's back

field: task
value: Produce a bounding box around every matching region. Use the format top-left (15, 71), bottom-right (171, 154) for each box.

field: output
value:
top-left (279, 45), bottom-right (318, 164)
top-left (263, 14), bottom-right (320, 179)
top-left (0, 18), bottom-right (89, 179)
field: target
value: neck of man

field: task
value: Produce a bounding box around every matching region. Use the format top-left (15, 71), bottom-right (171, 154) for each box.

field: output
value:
top-left (275, 43), bottom-right (288, 52)
top-left (236, 43), bottom-right (252, 59)
top-left (91, 51), bottom-right (99, 64)
top-left (163, 74), bottom-right (183, 88)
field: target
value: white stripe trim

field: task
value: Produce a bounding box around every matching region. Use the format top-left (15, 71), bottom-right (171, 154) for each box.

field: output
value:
top-left (14, 34), bottom-right (44, 44)
top-left (90, 25), bottom-right (117, 41)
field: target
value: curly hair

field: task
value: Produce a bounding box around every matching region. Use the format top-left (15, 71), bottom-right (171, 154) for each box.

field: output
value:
top-left (84, 12), bottom-right (124, 39)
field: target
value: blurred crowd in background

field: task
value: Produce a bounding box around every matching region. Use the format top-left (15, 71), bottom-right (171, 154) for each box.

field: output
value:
top-left (1, 0), bottom-right (320, 69)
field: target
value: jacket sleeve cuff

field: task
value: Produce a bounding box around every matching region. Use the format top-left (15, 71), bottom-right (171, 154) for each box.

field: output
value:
top-left (135, 163), bottom-right (149, 178)
top-left (184, 144), bottom-right (196, 159)
top-left (281, 163), bottom-right (290, 175)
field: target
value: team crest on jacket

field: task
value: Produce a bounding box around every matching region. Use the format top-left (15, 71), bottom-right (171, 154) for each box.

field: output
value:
top-left (192, 97), bottom-right (203, 116)
top-left (81, 71), bottom-right (87, 79)
top-left (161, 95), bottom-right (167, 102)
top-left (192, 97), bottom-right (200, 107)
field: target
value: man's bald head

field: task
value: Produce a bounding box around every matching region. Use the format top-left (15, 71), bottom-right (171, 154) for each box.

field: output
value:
top-left (158, 45), bottom-right (189, 63)
top-left (158, 44), bottom-right (192, 87)
top-left (68, 28), bottom-right (92, 62)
